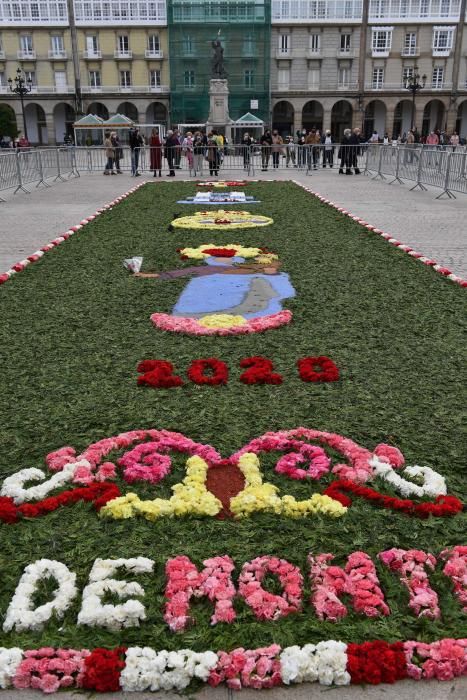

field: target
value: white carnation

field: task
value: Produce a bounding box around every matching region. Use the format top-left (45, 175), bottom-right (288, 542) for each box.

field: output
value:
top-left (3, 560), bottom-right (77, 632)
top-left (0, 648), bottom-right (23, 688)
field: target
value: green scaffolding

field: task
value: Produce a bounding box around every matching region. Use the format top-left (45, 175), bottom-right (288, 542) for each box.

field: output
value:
top-left (168, 0), bottom-right (271, 134)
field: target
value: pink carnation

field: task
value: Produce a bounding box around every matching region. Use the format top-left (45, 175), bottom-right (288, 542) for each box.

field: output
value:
top-left (440, 546), bottom-right (467, 612)
top-left (46, 446), bottom-right (77, 471)
top-left (239, 556), bottom-right (303, 621)
top-left (379, 549), bottom-right (440, 619)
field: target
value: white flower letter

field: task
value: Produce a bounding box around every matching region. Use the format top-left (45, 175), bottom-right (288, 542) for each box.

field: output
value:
top-left (77, 557), bottom-right (154, 632)
top-left (3, 559), bottom-right (77, 632)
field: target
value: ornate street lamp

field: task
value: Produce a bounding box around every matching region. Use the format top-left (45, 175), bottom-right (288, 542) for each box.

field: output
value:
top-left (7, 67), bottom-right (32, 141)
top-left (405, 66), bottom-right (426, 130)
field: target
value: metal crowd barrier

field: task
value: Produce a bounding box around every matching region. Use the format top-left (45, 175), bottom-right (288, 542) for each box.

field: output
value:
top-left (0, 147), bottom-right (79, 200)
top-left (1, 144), bottom-right (466, 200)
top-left (363, 144), bottom-right (467, 198)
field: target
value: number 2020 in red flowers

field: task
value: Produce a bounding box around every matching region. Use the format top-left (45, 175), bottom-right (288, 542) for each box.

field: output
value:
top-left (137, 356), bottom-right (340, 388)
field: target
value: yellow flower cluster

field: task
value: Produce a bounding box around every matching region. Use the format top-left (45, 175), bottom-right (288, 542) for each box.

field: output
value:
top-left (171, 211), bottom-right (274, 230)
top-left (230, 453), bottom-right (347, 519)
top-left (179, 244), bottom-right (263, 260)
top-left (198, 314), bottom-right (247, 328)
top-left (99, 456), bottom-right (222, 522)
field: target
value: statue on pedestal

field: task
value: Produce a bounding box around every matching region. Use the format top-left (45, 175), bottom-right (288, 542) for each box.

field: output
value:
top-left (211, 31), bottom-right (228, 79)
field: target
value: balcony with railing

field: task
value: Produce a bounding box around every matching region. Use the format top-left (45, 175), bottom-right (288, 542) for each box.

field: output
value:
top-left (336, 48), bottom-right (356, 58)
top-left (275, 47), bottom-right (293, 59)
top-left (272, 0), bottom-right (363, 22)
top-left (368, 0), bottom-right (460, 22)
top-left (83, 50), bottom-right (102, 59)
top-left (145, 49), bottom-right (164, 59)
top-left (114, 50), bottom-right (133, 59)
top-left (48, 49), bottom-right (68, 59)
top-left (272, 79), bottom-right (358, 91)
top-left (73, 0), bottom-right (167, 25)
top-left (81, 84), bottom-right (170, 94)
top-left (17, 50), bottom-right (36, 60)
top-left (306, 47), bottom-right (322, 58)
top-left (401, 46), bottom-right (420, 56)
top-left (364, 80), bottom-right (452, 90)
top-left (0, 0), bottom-right (68, 25)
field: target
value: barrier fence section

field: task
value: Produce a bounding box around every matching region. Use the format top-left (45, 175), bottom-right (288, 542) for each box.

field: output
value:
top-left (0, 148), bottom-right (79, 200)
top-left (363, 144), bottom-right (467, 198)
top-left (0, 145), bottom-right (466, 200)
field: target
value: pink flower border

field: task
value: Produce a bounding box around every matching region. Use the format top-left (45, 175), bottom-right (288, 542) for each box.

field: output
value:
top-left (0, 182), bottom-right (147, 287)
top-left (292, 180), bottom-right (467, 288)
top-left (150, 310), bottom-right (292, 336)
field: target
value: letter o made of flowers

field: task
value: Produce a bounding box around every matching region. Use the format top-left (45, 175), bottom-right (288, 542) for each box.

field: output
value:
top-left (187, 358), bottom-right (229, 386)
top-left (239, 556), bottom-right (303, 621)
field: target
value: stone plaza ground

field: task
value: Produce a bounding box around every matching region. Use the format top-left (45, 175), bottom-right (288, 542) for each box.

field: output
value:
top-left (0, 172), bottom-right (465, 700)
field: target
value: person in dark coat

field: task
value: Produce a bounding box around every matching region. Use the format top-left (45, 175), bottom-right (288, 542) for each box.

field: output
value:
top-left (338, 129), bottom-right (352, 174)
top-left (260, 129), bottom-right (272, 170)
top-left (129, 127), bottom-right (144, 176)
top-left (349, 127), bottom-right (362, 174)
top-left (164, 130), bottom-right (178, 176)
top-left (149, 128), bottom-right (162, 177)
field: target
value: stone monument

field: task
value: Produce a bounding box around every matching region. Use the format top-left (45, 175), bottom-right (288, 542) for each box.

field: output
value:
top-left (207, 32), bottom-right (233, 138)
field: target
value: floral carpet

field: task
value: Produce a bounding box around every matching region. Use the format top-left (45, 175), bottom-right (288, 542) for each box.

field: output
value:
top-left (0, 181), bottom-right (465, 693)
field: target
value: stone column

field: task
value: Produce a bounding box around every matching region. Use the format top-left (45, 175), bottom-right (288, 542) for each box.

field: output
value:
top-left (45, 112), bottom-right (56, 145)
top-left (445, 105), bottom-right (458, 135)
top-left (385, 108), bottom-right (395, 137)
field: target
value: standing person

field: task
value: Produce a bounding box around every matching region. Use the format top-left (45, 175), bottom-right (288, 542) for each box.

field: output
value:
top-left (405, 129), bottom-right (415, 163)
top-left (212, 129), bottom-right (224, 168)
top-left (164, 130), bottom-right (178, 176)
top-left (103, 130), bottom-right (116, 175)
top-left (173, 129), bottom-right (182, 169)
top-left (206, 132), bottom-right (219, 176)
top-left (149, 127), bottom-right (162, 177)
top-left (285, 136), bottom-right (296, 167)
top-left (348, 127), bottom-right (362, 174)
top-left (297, 129), bottom-right (307, 168)
top-left (129, 127), bottom-right (144, 176)
top-left (321, 129), bottom-right (334, 168)
top-left (426, 130), bottom-right (439, 166)
top-left (192, 131), bottom-right (205, 176)
top-left (369, 130), bottom-right (379, 143)
top-left (305, 128), bottom-right (320, 170)
top-left (338, 128), bottom-right (353, 174)
top-left (271, 130), bottom-right (283, 169)
top-left (383, 132), bottom-right (389, 145)
top-left (111, 131), bottom-right (123, 173)
top-left (182, 131), bottom-right (194, 174)
top-left (450, 131), bottom-right (459, 150)
top-left (260, 129), bottom-right (272, 170)
top-left (242, 131), bottom-right (253, 170)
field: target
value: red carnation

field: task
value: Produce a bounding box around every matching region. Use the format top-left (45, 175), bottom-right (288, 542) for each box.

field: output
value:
top-left (202, 248), bottom-right (237, 258)
top-left (187, 358), bottom-right (229, 385)
top-left (297, 356), bottom-right (340, 383)
top-left (0, 496), bottom-right (19, 523)
top-left (80, 647), bottom-right (126, 692)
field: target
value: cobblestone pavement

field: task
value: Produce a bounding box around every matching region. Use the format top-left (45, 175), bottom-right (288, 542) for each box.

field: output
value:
top-left (1, 168), bottom-right (465, 278)
top-left (1, 170), bottom-right (465, 699)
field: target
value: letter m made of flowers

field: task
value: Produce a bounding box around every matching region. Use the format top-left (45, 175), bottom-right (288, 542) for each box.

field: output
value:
top-left (308, 552), bottom-right (390, 621)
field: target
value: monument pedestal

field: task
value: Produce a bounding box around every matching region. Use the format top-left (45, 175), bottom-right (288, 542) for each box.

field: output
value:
top-left (206, 79), bottom-right (233, 140)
